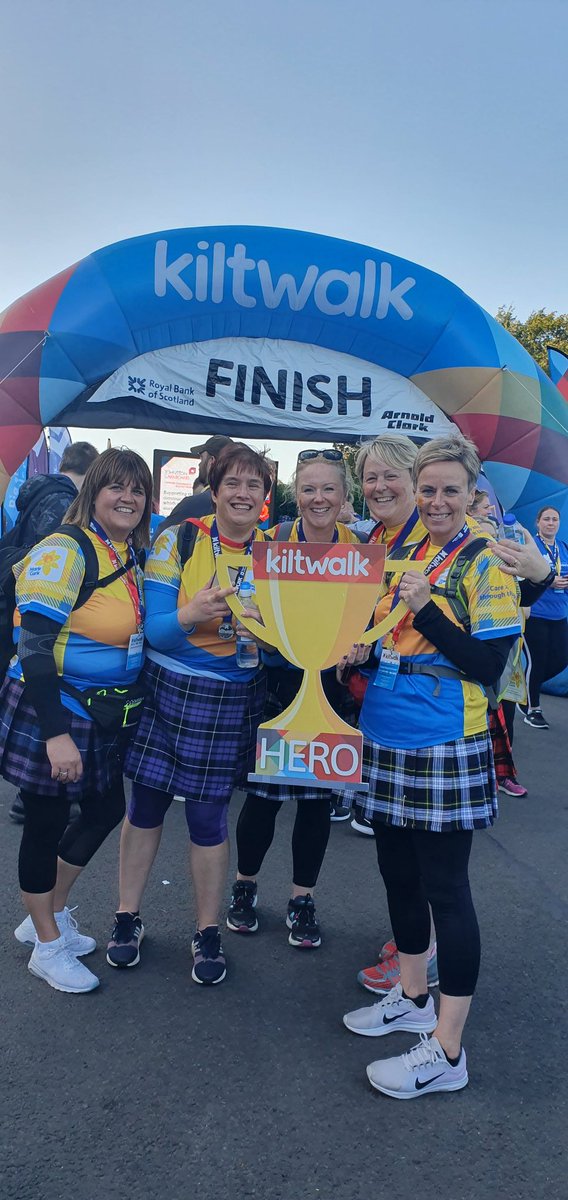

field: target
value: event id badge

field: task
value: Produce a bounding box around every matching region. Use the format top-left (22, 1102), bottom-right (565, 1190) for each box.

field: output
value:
top-left (126, 632), bottom-right (144, 670)
top-left (373, 647), bottom-right (400, 690)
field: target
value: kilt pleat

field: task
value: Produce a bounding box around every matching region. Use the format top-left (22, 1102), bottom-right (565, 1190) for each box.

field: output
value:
top-left (0, 678), bottom-right (125, 798)
top-left (124, 660), bottom-right (267, 803)
top-left (350, 731), bottom-right (497, 832)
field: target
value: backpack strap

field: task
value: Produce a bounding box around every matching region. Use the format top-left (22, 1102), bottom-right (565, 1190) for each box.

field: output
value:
top-left (176, 518), bottom-right (203, 567)
top-left (275, 521), bottom-right (294, 542)
top-left (432, 537), bottom-right (489, 631)
top-left (56, 525), bottom-right (133, 609)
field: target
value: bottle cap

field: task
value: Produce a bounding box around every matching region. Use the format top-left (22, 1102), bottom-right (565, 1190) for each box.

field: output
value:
top-left (503, 513), bottom-right (517, 525)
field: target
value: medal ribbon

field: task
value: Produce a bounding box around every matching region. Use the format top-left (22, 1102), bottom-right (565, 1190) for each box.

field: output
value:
top-left (385, 524), bottom-right (472, 649)
top-left (89, 519), bottom-right (144, 628)
top-left (536, 534), bottom-right (560, 573)
top-left (297, 519), bottom-right (339, 544)
top-left (367, 507), bottom-right (421, 552)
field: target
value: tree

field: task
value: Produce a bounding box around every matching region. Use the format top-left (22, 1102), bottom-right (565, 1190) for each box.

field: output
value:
top-left (332, 443), bottom-right (365, 516)
top-left (495, 306), bottom-right (568, 374)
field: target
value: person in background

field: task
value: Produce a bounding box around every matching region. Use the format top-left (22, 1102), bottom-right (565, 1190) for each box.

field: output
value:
top-left (226, 449), bottom-right (363, 950)
top-left (342, 435), bottom-right (521, 1099)
top-left (158, 435), bottom-right (234, 529)
top-left (6, 441), bottom-right (100, 825)
top-left (467, 488), bottom-right (498, 537)
top-left (0, 448), bottom-right (152, 993)
top-left (107, 443), bottom-right (272, 986)
top-left (520, 506), bottom-right (568, 728)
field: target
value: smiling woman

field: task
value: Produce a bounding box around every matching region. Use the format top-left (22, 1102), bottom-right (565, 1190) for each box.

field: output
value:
top-left (0, 448), bottom-right (153, 996)
top-left (343, 435), bottom-right (523, 1101)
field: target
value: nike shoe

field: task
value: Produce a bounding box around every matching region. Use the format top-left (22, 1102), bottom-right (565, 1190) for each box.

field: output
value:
top-left (15, 905), bottom-right (96, 956)
top-left (524, 708), bottom-right (549, 729)
top-left (330, 801), bottom-right (351, 822)
top-left (358, 944), bottom-right (439, 993)
top-left (343, 982), bottom-right (437, 1037)
top-left (28, 937), bottom-right (99, 994)
top-left (498, 777), bottom-right (528, 797)
top-left (226, 880), bottom-right (258, 933)
top-left (366, 1032), bottom-right (468, 1099)
top-left (350, 816), bottom-right (374, 837)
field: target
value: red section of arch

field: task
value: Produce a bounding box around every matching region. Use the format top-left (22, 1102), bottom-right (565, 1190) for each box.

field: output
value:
top-left (0, 264), bottom-right (77, 334)
top-left (453, 412), bottom-right (540, 469)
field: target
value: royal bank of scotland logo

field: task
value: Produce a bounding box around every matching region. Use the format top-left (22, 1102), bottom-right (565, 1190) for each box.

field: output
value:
top-left (128, 376), bottom-right (146, 395)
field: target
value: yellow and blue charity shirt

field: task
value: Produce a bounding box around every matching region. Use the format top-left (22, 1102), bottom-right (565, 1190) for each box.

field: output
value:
top-left (9, 530), bottom-right (145, 717)
top-left (267, 518), bottom-right (360, 544)
top-left (144, 515), bottom-right (268, 683)
top-left (360, 538), bottom-right (522, 749)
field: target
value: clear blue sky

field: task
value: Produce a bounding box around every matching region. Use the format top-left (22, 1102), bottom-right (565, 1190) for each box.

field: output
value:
top-left (2, 0), bottom-right (567, 478)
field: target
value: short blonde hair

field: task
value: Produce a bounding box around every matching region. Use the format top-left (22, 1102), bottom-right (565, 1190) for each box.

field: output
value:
top-left (355, 433), bottom-right (417, 482)
top-left (413, 436), bottom-right (480, 491)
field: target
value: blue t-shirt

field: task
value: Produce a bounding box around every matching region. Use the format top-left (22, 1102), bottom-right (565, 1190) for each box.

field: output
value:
top-left (530, 537), bottom-right (568, 620)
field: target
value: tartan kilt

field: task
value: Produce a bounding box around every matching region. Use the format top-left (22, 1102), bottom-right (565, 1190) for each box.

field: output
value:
top-left (350, 730), bottom-right (498, 832)
top-left (0, 678), bottom-right (126, 799)
top-left (124, 660), bottom-right (267, 803)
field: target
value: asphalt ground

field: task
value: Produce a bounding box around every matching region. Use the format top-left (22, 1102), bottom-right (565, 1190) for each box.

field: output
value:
top-left (1, 697), bottom-right (567, 1200)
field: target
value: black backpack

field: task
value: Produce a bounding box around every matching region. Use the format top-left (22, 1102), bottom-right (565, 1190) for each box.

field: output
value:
top-left (0, 525), bottom-right (133, 680)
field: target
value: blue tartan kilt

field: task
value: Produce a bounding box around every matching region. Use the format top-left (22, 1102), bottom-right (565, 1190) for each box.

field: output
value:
top-left (349, 730), bottom-right (498, 832)
top-left (0, 678), bottom-right (126, 799)
top-left (124, 660), bottom-right (267, 803)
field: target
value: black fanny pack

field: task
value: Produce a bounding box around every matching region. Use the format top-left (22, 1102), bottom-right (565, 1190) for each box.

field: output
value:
top-left (61, 681), bottom-right (146, 732)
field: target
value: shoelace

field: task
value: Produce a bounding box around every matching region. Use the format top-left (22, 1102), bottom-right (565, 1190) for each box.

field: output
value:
top-left (62, 906), bottom-right (80, 932)
top-left (196, 929), bottom-right (222, 959)
top-left (291, 897), bottom-right (317, 929)
top-left (369, 981), bottom-right (406, 1013)
top-left (113, 915), bottom-right (137, 944)
top-left (233, 883), bottom-right (254, 907)
top-left (401, 1033), bottom-right (444, 1073)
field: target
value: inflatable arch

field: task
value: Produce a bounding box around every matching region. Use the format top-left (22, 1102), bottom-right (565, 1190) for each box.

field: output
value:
top-left (1, 226), bottom-right (567, 526)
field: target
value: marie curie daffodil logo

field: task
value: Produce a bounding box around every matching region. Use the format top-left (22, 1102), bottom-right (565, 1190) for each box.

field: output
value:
top-left (28, 547), bottom-right (66, 582)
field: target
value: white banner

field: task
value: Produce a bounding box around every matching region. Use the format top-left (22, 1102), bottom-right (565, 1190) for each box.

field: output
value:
top-left (89, 338), bottom-right (453, 440)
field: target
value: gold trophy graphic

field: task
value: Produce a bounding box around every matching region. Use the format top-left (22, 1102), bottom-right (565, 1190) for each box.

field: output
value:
top-left (216, 541), bottom-right (422, 789)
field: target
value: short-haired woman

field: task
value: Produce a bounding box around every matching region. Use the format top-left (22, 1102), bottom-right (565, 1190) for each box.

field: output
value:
top-left (1, 448), bottom-right (153, 993)
top-left (108, 443), bottom-right (272, 986)
top-left (342, 436), bottom-right (521, 1099)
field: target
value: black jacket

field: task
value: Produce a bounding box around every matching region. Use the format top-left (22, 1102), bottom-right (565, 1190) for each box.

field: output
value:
top-left (6, 474), bottom-right (78, 547)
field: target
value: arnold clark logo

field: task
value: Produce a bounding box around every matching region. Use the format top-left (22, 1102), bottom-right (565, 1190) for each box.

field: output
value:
top-left (154, 239), bottom-right (416, 321)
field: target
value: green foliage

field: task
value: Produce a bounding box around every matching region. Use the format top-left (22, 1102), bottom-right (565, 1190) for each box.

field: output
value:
top-left (496, 306), bottom-right (568, 373)
top-left (332, 443), bottom-right (365, 516)
top-left (274, 477), bottom-right (296, 519)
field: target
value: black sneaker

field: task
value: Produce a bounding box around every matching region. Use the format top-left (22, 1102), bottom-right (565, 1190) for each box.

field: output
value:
top-left (106, 912), bottom-right (145, 968)
top-left (286, 895), bottom-right (321, 948)
top-left (524, 708), bottom-right (549, 729)
top-left (191, 926), bottom-right (226, 985)
top-left (226, 881), bottom-right (258, 933)
top-left (330, 801), bottom-right (351, 822)
top-left (350, 815), bottom-right (374, 837)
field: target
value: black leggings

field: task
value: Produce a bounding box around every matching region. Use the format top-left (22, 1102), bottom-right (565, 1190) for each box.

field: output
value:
top-left (18, 784), bottom-right (126, 894)
top-left (524, 615), bottom-right (568, 708)
top-left (236, 792), bottom-right (331, 889)
top-left (372, 822), bottom-right (480, 997)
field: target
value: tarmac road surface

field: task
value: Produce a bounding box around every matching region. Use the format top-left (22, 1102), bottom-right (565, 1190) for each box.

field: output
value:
top-left (1, 696), bottom-right (567, 1200)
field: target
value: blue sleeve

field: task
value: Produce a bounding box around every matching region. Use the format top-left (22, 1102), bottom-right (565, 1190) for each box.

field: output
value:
top-left (144, 579), bottom-right (189, 652)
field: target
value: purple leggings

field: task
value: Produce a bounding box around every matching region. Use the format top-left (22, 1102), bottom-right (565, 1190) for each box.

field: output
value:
top-left (128, 782), bottom-right (229, 847)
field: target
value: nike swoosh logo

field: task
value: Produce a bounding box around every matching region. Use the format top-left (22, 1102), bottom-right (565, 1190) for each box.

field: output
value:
top-left (383, 1010), bottom-right (413, 1024)
top-left (415, 1073), bottom-right (446, 1090)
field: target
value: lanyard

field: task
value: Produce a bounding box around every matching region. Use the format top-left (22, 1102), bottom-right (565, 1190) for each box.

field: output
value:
top-left (209, 517), bottom-right (256, 591)
top-left (536, 534), bottom-right (560, 573)
top-left (367, 507), bottom-right (421, 552)
top-left (89, 519), bottom-right (144, 628)
top-left (386, 524), bottom-right (471, 648)
top-left (297, 519), bottom-right (339, 543)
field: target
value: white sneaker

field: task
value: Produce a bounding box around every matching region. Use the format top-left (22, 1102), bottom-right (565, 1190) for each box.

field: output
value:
top-left (14, 906), bottom-right (96, 956)
top-left (28, 936), bottom-right (100, 993)
top-left (366, 1033), bottom-right (468, 1098)
top-left (343, 982), bottom-right (437, 1037)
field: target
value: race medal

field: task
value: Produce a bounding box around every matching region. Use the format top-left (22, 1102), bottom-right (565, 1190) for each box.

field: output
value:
top-left (126, 631), bottom-right (144, 670)
top-left (218, 619), bottom-right (235, 641)
top-left (373, 647), bottom-right (400, 690)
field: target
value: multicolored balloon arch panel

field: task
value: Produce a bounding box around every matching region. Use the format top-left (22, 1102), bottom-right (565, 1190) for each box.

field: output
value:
top-left (1, 226), bottom-right (567, 525)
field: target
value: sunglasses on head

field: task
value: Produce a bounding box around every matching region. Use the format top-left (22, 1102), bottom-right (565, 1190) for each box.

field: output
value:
top-left (297, 449), bottom-right (344, 463)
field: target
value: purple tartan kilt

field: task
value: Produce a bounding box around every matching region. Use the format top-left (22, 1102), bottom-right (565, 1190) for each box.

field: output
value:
top-left (0, 678), bottom-right (126, 798)
top-left (124, 660), bottom-right (267, 803)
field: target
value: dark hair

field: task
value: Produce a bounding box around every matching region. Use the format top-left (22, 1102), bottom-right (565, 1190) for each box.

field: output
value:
top-left (536, 505), bottom-right (560, 523)
top-left (59, 441), bottom-right (99, 476)
top-left (208, 443), bottom-right (273, 496)
top-left (64, 447), bottom-right (153, 550)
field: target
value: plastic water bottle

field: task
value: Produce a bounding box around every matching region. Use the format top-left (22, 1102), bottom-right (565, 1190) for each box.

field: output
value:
top-left (236, 578), bottom-right (260, 669)
top-left (498, 513), bottom-right (525, 544)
